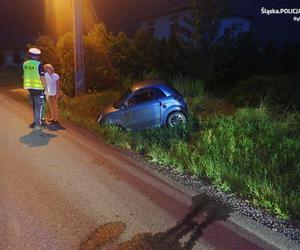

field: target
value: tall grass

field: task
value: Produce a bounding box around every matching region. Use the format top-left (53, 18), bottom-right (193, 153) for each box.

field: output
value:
top-left (101, 107), bottom-right (300, 219)
top-left (196, 108), bottom-right (300, 218)
top-left (172, 76), bottom-right (204, 98)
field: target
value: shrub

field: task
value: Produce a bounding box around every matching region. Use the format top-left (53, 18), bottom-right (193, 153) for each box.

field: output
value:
top-left (28, 35), bottom-right (59, 69)
top-left (56, 32), bottom-right (75, 96)
top-left (229, 75), bottom-right (300, 109)
top-left (172, 76), bottom-right (204, 98)
top-left (84, 24), bottom-right (119, 91)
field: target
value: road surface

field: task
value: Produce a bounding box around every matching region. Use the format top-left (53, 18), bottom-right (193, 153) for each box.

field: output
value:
top-left (0, 91), bottom-right (296, 250)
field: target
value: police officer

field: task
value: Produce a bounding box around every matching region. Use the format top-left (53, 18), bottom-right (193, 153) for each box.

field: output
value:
top-left (23, 48), bottom-right (47, 130)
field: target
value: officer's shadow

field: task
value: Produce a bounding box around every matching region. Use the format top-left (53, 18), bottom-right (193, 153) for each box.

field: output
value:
top-left (117, 193), bottom-right (231, 250)
top-left (19, 130), bottom-right (58, 147)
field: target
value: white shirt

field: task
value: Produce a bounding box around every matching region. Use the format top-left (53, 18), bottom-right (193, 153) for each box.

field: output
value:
top-left (45, 72), bottom-right (60, 96)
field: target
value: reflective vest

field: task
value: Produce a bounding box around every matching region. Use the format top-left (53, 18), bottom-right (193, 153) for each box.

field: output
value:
top-left (23, 60), bottom-right (44, 90)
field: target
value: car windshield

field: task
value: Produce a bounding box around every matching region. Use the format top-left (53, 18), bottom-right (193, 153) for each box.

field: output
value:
top-left (113, 89), bottom-right (132, 109)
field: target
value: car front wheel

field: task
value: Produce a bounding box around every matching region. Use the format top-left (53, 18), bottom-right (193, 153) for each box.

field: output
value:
top-left (167, 111), bottom-right (186, 128)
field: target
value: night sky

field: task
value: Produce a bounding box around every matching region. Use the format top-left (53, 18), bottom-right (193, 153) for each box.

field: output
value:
top-left (0, 0), bottom-right (177, 38)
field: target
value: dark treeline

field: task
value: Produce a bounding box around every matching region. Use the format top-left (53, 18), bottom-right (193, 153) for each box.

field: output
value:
top-left (27, 0), bottom-right (300, 108)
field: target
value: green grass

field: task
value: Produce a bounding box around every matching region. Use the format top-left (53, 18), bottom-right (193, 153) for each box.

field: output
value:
top-left (196, 108), bottom-right (300, 218)
top-left (94, 107), bottom-right (300, 219)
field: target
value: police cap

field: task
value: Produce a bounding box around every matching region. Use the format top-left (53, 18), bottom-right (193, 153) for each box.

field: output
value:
top-left (28, 48), bottom-right (41, 55)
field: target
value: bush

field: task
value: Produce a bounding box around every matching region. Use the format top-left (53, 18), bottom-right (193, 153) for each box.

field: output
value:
top-left (28, 36), bottom-right (59, 69)
top-left (56, 33), bottom-right (75, 96)
top-left (229, 75), bottom-right (300, 109)
top-left (172, 76), bottom-right (204, 98)
top-left (84, 24), bottom-right (119, 91)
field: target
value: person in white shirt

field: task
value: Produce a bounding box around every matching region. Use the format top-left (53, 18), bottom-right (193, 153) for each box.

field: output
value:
top-left (44, 64), bottom-right (60, 124)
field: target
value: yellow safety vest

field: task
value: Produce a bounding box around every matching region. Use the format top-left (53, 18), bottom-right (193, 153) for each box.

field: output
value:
top-left (23, 60), bottom-right (44, 90)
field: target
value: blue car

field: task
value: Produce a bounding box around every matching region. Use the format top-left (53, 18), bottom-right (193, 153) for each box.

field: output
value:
top-left (97, 80), bottom-right (188, 131)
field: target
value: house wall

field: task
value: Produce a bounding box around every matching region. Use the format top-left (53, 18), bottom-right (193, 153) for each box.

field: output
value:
top-left (139, 0), bottom-right (300, 47)
top-left (141, 9), bottom-right (191, 39)
top-left (141, 10), bottom-right (251, 40)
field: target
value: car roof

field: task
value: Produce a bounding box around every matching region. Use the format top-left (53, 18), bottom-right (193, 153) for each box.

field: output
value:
top-left (130, 79), bottom-right (168, 92)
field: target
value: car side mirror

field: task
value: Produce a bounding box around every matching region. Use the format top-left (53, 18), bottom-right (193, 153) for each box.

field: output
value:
top-left (127, 99), bottom-right (135, 107)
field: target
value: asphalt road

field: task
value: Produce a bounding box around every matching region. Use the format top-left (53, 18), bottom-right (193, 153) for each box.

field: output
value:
top-left (0, 92), bottom-right (212, 249)
top-left (0, 91), bottom-right (297, 250)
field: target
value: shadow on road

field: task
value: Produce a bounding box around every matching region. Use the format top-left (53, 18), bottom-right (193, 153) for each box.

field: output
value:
top-left (47, 123), bottom-right (66, 131)
top-left (19, 130), bottom-right (58, 147)
top-left (80, 193), bottom-right (231, 250)
top-left (119, 193), bottom-right (231, 250)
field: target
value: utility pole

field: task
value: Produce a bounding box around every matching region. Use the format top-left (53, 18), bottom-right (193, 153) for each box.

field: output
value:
top-left (72, 0), bottom-right (85, 96)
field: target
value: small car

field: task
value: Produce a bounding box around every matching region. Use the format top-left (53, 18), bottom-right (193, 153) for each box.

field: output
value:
top-left (97, 79), bottom-right (188, 131)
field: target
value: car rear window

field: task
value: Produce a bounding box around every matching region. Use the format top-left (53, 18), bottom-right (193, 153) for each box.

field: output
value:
top-left (152, 88), bottom-right (166, 98)
top-left (168, 86), bottom-right (183, 97)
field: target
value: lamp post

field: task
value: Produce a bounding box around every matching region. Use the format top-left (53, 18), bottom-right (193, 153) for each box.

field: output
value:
top-left (72, 0), bottom-right (85, 96)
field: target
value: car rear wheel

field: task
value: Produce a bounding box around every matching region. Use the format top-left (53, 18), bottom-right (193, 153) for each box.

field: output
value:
top-left (167, 111), bottom-right (186, 128)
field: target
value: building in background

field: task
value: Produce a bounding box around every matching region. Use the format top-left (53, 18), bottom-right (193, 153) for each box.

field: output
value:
top-left (139, 0), bottom-right (300, 47)
top-left (140, 3), bottom-right (251, 40)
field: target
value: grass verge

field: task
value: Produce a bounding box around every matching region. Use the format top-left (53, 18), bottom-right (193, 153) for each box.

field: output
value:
top-left (3, 76), bottom-right (299, 220)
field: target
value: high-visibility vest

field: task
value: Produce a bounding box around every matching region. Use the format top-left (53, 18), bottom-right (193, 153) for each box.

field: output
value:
top-left (23, 60), bottom-right (44, 90)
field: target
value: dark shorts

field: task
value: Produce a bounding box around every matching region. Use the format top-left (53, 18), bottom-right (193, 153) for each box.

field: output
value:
top-left (28, 89), bottom-right (45, 96)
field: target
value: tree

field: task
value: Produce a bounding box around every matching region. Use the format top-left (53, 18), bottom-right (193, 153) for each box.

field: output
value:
top-left (129, 28), bottom-right (160, 79)
top-left (111, 31), bottom-right (134, 77)
top-left (184, 0), bottom-right (231, 76)
top-left (28, 36), bottom-right (59, 69)
top-left (57, 32), bottom-right (75, 96)
top-left (84, 23), bottom-right (118, 91)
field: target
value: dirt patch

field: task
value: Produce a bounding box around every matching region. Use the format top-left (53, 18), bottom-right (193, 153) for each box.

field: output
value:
top-left (80, 222), bottom-right (126, 250)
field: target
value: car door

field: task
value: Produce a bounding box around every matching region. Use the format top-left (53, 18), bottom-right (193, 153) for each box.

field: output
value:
top-left (124, 89), bottom-right (161, 130)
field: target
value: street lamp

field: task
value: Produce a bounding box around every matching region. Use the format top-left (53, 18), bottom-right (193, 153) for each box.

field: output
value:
top-left (72, 0), bottom-right (85, 96)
